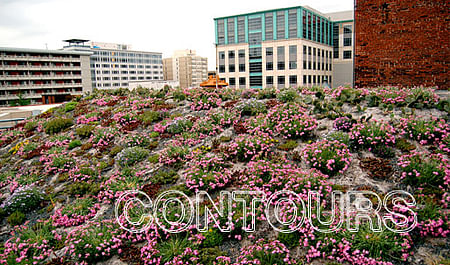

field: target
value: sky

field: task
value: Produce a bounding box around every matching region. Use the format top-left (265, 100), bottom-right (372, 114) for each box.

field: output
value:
top-left (0, 0), bottom-right (353, 70)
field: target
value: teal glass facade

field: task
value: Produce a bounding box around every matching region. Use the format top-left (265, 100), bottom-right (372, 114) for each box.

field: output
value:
top-left (214, 6), bottom-right (334, 47)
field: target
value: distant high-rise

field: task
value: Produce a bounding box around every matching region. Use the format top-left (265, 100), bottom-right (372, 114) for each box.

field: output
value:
top-left (214, 6), bottom-right (354, 89)
top-left (0, 46), bottom-right (92, 106)
top-left (163, 50), bottom-right (208, 88)
top-left (64, 40), bottom-right (163, 90)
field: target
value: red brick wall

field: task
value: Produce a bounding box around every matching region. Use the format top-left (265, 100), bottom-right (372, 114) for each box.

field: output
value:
top-left (354, 0), bottom-right (449, 89)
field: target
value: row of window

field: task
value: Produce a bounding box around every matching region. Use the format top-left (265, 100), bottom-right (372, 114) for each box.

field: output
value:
top-left (216, 8), bottom-right (333, 45)
top-left (94, 75), bottom-right (160, 82)
top-left (93, 51), bottom-right (161, 59)
top-left (333, 24), bottom-right (353, 58)
top-left (227, 74), bottom-right (332, 87)
top-left (91, 57), bottom-right (162, 64)
top-left (218, 45), bottom-right (333, 73)
top-left (94, 70), bottom-right (162, 75)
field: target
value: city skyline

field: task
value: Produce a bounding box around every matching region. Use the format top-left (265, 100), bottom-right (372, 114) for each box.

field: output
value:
top-left (0, 0), bottom-right (353, 70)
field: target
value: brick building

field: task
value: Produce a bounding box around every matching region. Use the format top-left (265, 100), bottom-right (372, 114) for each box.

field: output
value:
top-left (354, 0), bottom-right (449, 89)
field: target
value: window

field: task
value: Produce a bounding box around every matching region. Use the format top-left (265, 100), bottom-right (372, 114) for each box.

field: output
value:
top-left (228, 51), bottom-right (235, 60)
top-left (344, 25), bottom-right (352, 46)
top-left (265, 13), bottom-right (273, 40)
top-left (289, 75), bottom-right (297, 86)
top-left (266, 62), bottom-right (273, 71)
top-left (266, 47), bottom-right (273, 56)
top-left (302, 10), bottom-right (307, 38)
top-left (229, 64), bottom-right (235, 72)
top-left (248, 17), bottom-right (262, 31)
top-left (343, 50), bottom-right (352, 59)
top-left (276, 11), bottom-right (285, 39)
top-left (266, 76), bottom-right (273, 87)
top-left (228, 19), bottom-right (235, 43)
top-left (333, 24), bottom-right (339, 58)
top-left (239, 77), bottom-right (246, 87)
top-left (237, 17), bottom-right (245, 43)
top-left (249, 62), bottom-right (262, 73)
top-left (239, 63), bottom-right (245, 72)
top-left (249, 32), bottom-right (262, 45)
top-left (250, 76), bottom-right (262, 87)
top-left (277, 46), bottom-right (285, 70)
top-left (277, 76), bottom-right (285, 88)
top-left (219, 65), bottom-right (225, 73)
top-left (217, 19), bottom-right (225, 44)
top-left (288, 9), bottom-right (297, 38)
top-left (303, 75), bottom-right (307, 85)
top-left (229, 77), bottom-right (236, 86)
top-left (289, 45), bottom-right (297, 69)
top-left (238, 50), bottom-right (245, 58)
top-left (249, 47), bottom-right (262, 60)
top-left (303, 45), bottom-right (307, 69)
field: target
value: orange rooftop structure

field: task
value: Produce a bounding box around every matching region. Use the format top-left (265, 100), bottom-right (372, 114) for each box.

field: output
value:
top-left (200, 74), bottom-right (228, 88)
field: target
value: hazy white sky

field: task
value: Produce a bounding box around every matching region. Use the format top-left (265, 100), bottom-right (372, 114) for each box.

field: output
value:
top-left (0, 0), bottom-right (353, 70)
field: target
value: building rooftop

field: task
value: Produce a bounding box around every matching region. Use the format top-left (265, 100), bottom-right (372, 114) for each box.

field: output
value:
top-left (0, 46), bottom-right (93, 56)
top-left (326, 10), bottom-right (354, 22)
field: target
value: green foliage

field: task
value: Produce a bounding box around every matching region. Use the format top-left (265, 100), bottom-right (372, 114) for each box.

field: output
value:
top-left (68, 139), bottom-right (82, 149)
top-left (326, 131), bottom-right (350, 146)
top-left (139, 110), bottom-right (161, 125)
top-left (277, 89), bottom-right (297, 102)
top-left (172, 89), bottom-right (186, 101)
top-left (1, 186), bottom-right (46, 214)
top-left (395, 138), bottom-right (416, 152)
top-left (167, 118), bottom-right (193, 134)
top-left (64, 102), bottom-right (78, 112)
top-left (24, 121), bottom-right (38, 131)
top-left (76, 125), bottom-right (95, 139)
top-left (44, 117), bottom-right (73, 134)
top-left (202, 228), bottom-right (224, 247)
top-left (277, 140), bottom-right (298, 151)
top-left (277, 231), bottom-right (300, 248)
top-left (148, 154), bottom-right (160, 164)
top-left (198, 247), bottom-right (226, 264)
top-left (257, 87), bottom-right (277, 99)
top-left (7, 211), bottom-right (25, 226)
top-left (157, 236), bottom-right (190, 263)
top-left (65, 182), bottom-right (101, 196)
top-left (372, 145), bottom-right (396, 159)
top-left (151, 169), bottom-right (179, 185)
top-left (116, 146), bottom-right (149, 167)
top-left (109, 145), bottom-right (123, 156)
top-left (236, 99), bottom-right (267, 116)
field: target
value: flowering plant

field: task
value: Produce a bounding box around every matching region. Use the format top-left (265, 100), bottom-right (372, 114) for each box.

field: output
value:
top-left (269, 103), bottom-right (317, 139)
top-left (349, 120), bottom-right (396, 150)
top-left (333, 116), bottom-right (354, 132)
top-left (235, 239), bottom-right (296, 264)
top-left (226, 133), bottom-right (275, 162)
top-left (185, 153), bottom-right (232, 192)
top-left (399, 117), bottom-right (449, 145)
top-left (51, 197), bottom-right (101, 227)
top-left (302, 139), bottom-right (352, 176)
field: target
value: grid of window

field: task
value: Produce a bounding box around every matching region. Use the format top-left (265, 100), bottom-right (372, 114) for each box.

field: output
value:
top-left (343, 50), bottom-right (352, 59)
top-left (217, 20), bottom-right (225, 45)
top-left (249, 32), bottom-right (262, 45)
top-left (289, 45), bottom-right (297, 70)
top-left (248, 17), bottom-right (262, 31)
top-left (237, 17), bottom-right (245, 43)
top-left (277, 46), bottom-right (285, 70)
top-left (333, 24), bottom-right (339, 58)
top-left (228, 19), bottom-right (235, 43)
top-left (249, 62), bottom-right (262, 73)
top-left (276, 11), bottom-right (285, 39)
top-left (288, 9), bottom-right (297, 38)
top-left (344, 25), bottom-right (352, 46)
top-left (249, 47), bottom-right (262, 60)
top-left (265, 13), bottom-right (273, 40)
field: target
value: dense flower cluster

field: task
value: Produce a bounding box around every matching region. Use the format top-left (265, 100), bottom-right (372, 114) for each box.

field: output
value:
top-left (268, 103), bottom-right (317, 139)
top-left (302, 139), bottom-right (352, 176)
top-left (51, 197), bottom-right (101, 227)
top-left (235, 239), bottom-right (296, 264)
top-left (333, 116), bottom-right (354, 132)
top-left (225, 133), bottom-right (275, 161)
top-left (349, 120), bottom-right (396, 150)
top-left (185, 153), bottom-right (232, 191)
top-left (399, 117), bottom-right (449, 145)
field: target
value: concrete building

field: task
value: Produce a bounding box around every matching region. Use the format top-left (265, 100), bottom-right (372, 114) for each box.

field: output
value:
top-left (214, 6), bottom-right (354, 89)
top-left (329, 10), bottom-right (354, 87)
top-left (129, 80), bottom-right (180, 91)
top-left (64, 40), bottom-right (163, 90)
top-left (354, 0), bottom-right (449, 88)
top-left (163, 50), bottom-right (208, 88)
top-left (0, 47), bottom-right (92, 106)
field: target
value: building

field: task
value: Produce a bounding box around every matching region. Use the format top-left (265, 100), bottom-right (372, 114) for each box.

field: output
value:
top-left (329, 10), bottom-right (354, 87)
top-left (163, 50), bottom-right (208, 88)
top-left (0, 47), bottom-right (92, 106)
top-left (64, 40), bottom-right (164, 90)
top-left (354, 0), bottom-right (449, 88)
top-left (214, 6), bottom-right (354, 89)
top-left (128, 80), bottom-right (180, 91)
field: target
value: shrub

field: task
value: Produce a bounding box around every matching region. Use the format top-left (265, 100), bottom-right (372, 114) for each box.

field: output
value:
top-left (148, 154), bottom-right (160, 164)
top-left (0, 222), bottom-right (58, 264)
top-left (325, 131), bottom-right (350, 146)
top-left (227, 133), bottom-right (275, 162)
top-left (333, 116), bottom-right (354, 132)
top-left (415, 197), bottom-right (449, 238)
top-left (51, 197), bottom-right (100, 227)
top-left (198, 247), bottom-right (227, 265)
top-left (236, 239), bottom-right (296, 265)
top-left (159, 142), bottom-right (190, 166)
top-left (400, 117), bottom-right (449, 145)
top-left (116, 146), bottom-right (149, 167)
top-left (24, 121), bottom-right (38, 131)
top-left (65, 220), bottom-right (124, 263)
top-left (68, 139), bottom-right (82, 149)
top-left (7, 211), bottom-right (25, 226)
top-left (109, 145), bottom-right (123, 156)
top-left (138, 110), bottom-right (160, 125)
top-left (235, 99), bottom-right (267, 116)
top-left (395, 138), bottom-right (416, 152)
top-left (76, 125), bottom-right (95, 138)
top-left (151, 169), bottom-right (179, 185)
top-left (277, 230), bottom-right (301, 248)
top-left (202, 228), bottom-right (224, 247)
top-left (65, 182), bottom-right (101, 196)
top-left (269, 103), bottom-right (317, 139)
top-left (349, 120), bottom-right (396, 150)
top-left (277, 140), bottom-right (298, 151)
top-left (64, 101), bottom-right (78, 112)
top-left (371, 145), bottom-right (395, 159)
top-left (0, 186), bottom-right (46, 214)
top-left (277, 89), bottom-right (297, 102)
top-left (44, 117), bottom-right (73, 134)
top-left (398, 151), bottom-right (449, 189)
top-left (156, 236), bottom-right (191, 264)
top-left (302, 140), bottom-right (351, 176)
top-left (167, 118), bottom-right (193, 134)
top-left (185, 154), bottom-right (232, 191)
